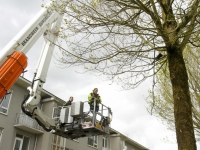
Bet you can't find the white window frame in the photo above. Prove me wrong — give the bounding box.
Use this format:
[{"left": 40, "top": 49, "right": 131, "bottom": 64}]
[
  {"left": 0, "top": 128, "right": 3, "bottom": 146},
  {"left": 102, "top": 136, "right": 108, "bottom": 148},
  {"left": 52, "top": 135, "right": 71, "bottom": 150},
  {"left": 13, "top": 134, "right": 30, "bottom": 150},
  {"left": 88, "top": 135, "right": 98, "bottom": 148},
  {"left": 0, "top": 89, "right": 13, "bottom": 115},
  {"left": 13, "top": 137, "right": 23, "bottom": 150}
]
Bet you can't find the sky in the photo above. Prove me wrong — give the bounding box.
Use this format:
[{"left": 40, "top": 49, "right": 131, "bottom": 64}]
[{"left": 0, "top": 0, "right": 187, "bottom": 149}]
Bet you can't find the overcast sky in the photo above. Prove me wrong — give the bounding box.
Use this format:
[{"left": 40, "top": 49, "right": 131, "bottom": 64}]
[{"left": 0, "top": 0, "right": 194, "bottom": 149}]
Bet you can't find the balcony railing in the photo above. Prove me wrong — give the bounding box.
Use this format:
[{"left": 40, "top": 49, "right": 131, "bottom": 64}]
[{"left": 14, "top": 113, "right": 44, "bottom": 133}]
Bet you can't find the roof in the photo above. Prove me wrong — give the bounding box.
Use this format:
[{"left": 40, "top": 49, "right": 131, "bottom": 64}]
[{"left": 109, "top": 127, "right": 149, "bottom": 150}]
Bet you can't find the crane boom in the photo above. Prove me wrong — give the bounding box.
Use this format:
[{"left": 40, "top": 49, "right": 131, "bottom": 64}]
[
  {"left": 0, "top": 2, "right": 60, "bottom": 64},
  {"left": 0, "top": 0, "right": 112, "bottom": 139}
]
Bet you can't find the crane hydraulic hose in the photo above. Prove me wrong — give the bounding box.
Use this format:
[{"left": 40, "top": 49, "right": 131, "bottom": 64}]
[{"left": 21, "top": 93, "right": 51, "bottom": 132}]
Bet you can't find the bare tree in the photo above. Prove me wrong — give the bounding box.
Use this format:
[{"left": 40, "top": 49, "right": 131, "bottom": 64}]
[{"left": 49, "top": 0, "right": 200, "bottom": 149}]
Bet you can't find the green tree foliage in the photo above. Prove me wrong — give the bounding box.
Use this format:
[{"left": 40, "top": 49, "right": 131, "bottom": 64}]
[{"left": 49, "top": 0, "right": 200, "bottom": 149}]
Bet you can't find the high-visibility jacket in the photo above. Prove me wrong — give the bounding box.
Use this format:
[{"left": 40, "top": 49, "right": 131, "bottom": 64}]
[{"left": 88, "top": 93, "right": 102, "bottom": 106}]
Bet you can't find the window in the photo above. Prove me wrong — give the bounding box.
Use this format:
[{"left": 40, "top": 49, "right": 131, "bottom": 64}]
[
  {"left": 0, "top": 90, "right": 12, "bottom": 114},
  {"left": 102, "top": 136, "right": 107, "bottom": 148},
  {"left": 88, "top": 135, "right": 98, "bottom": 148},
  {"left": 121, "top": 141, "right": 127, "bottom": 150},
  {"left": 52, "top": 135, "right": 72, "bottom": 150},
  {"left": 13, "top": 134, "right": 30, "bottom": 150},
  {"left": 0, "top": 128, "right": 3, "bottom": 145}
]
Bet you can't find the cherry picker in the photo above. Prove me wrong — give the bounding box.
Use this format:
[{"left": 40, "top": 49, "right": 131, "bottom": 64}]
[{"left": 0, "top": 0, "right": 112, "bottom": 139}]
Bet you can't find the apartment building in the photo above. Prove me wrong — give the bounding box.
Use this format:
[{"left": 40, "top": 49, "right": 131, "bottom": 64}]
[{"left": 0, "top": 77, "right": 149, "bottom": 150}]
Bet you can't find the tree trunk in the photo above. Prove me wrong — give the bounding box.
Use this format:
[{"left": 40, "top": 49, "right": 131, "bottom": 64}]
[{"left": 167, "top": 46, "right": 196, "bottom": 150}]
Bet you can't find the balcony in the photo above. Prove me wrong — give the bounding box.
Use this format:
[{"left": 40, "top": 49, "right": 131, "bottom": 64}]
[{"left": 14, "top": 113, "right": 44, "bottom": 134}]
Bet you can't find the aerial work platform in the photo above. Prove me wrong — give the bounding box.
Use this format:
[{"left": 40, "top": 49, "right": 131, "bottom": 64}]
[{"left": 52, "top": 101, "right": 112, "bottom": 139}]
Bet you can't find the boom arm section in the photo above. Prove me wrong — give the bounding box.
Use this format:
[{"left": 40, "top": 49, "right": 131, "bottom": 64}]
[
  {"left": 0, "top": 2, "right": 61, "bottom": 64},
  {"left": 0, "top": 0, "right": 64, "bottom": 98},
  {"left": 0, "top": 0, "right": 64, "bottom": 130},
  {"left": 23, "top": 15, "right": 63, "bottom": 131}
]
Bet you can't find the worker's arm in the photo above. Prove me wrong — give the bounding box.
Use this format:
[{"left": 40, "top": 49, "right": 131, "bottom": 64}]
[
  {"left": 88, "top": 94, "right": 102, "bottom": 104},
  {"left": 88, "top": 94, "right": 93, "bottom": 104},
  {"left": 99, "top": 96, "right": 102, "bottom": 104},
  {"left": 64, "top": 101, "right": 71, "bottom": 106}
]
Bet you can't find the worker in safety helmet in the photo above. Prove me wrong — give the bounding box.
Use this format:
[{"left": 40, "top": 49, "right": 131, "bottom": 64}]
[
  {"left": 88, "top": 88, "right": 102, "bottom": 112},
  {"left": 64, "top": 96, "right": 73, "bottom": 106}
]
